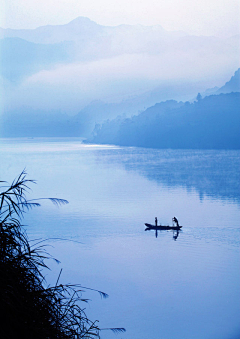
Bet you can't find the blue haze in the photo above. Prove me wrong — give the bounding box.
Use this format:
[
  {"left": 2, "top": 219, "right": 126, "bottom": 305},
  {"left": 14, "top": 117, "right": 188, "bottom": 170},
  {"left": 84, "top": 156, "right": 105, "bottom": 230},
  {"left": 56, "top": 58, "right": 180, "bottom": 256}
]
[
  {"left": 1, "top": 17, "right": 239, "bottom": 136},
  {"left": 0, "top": 138, "right": 239, "bottom": 339},
  {"left": 0, "top": 16, "right": 240, "bottom": 336},
  {"left": 0, "top": 37, "right": 73, "bottom": 82}
]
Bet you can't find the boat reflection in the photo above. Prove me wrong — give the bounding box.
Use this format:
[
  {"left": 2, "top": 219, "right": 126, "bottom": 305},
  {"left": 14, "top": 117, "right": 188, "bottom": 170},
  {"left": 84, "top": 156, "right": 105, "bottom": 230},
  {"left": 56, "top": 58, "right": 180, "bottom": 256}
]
[
  {"left": 145, "top": 226, "right": 181, "bottom": 240},
  {"left": 173, "top": 230, "right": 180, "bottom": 241}
]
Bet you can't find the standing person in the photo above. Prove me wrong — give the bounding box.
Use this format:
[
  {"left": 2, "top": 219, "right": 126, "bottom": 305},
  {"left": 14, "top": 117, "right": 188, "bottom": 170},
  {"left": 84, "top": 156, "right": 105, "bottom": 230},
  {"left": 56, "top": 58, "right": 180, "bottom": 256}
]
[
  {"left": 155, "top": 217, "right": 158, "bottom": 226},
  {"left": 172, "top": 217, "right": 179, "bottom": 227}
]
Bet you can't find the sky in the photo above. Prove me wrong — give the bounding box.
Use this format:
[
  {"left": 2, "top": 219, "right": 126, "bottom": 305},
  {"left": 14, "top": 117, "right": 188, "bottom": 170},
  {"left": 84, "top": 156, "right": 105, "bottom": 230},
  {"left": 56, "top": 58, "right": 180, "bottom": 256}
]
[{"left": 1, "top": 0, "right": 240, "bottom": 37}]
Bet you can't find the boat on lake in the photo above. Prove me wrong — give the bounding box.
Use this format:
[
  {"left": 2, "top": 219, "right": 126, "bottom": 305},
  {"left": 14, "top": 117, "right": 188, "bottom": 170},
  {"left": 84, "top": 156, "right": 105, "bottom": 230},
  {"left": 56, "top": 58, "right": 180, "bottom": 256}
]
[
  {"left": 145, "top": 223, "right": 182, "bottom": 231},
  {"left": 145, "top": 217, "right": 182, "bottom": 231}
]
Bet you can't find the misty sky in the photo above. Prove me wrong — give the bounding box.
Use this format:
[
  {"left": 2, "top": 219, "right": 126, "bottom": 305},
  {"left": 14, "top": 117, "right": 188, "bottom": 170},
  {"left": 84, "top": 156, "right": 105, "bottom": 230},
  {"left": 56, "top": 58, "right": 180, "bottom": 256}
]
[
  {"left": 1, "top": 0, "right": 239, "bottom": 37},
  {"left": 1, "top": 0, "right": 239, "bottom": 116}
]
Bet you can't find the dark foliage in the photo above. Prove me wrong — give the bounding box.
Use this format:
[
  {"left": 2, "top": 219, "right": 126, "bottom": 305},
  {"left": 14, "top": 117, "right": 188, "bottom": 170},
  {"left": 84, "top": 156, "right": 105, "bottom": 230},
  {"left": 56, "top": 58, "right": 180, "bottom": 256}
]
[
  {"left": 87, "top": 92, "right": 240, "bottom": 149},
  {"left": 0, "top": 171, "right": 125, "bottom": 338}
]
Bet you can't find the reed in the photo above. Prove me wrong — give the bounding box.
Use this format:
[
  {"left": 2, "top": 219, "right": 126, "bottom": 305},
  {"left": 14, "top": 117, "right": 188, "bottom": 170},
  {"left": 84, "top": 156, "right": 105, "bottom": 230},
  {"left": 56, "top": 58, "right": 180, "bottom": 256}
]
[{"left": 0, "top": 171, "right": 125, "bottom": 338}]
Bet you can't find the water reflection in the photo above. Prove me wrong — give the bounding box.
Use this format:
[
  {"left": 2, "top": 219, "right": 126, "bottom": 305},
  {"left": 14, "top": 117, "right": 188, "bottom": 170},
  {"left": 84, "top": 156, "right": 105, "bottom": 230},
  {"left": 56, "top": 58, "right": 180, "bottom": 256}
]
[
  {"left": 145, "top": 227, "right": 181, "bottom": 240},
  {"left": 0, "top": 139, "right": 239, "bottom": 339},
  {"left": 173, "top": 230, "right": 180, "bottom": 241},
  {"left": 94, "top": 148, "right": 240, "bottom": 204}
]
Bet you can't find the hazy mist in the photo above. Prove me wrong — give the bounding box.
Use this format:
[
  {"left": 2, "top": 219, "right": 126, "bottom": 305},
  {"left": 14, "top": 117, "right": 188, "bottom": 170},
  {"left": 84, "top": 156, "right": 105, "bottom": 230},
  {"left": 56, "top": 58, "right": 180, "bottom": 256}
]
[
  {"left": 0, "top": 17, "right": 239, "bottom": 143},
  {"left": 1, "top": 18, "right": 239, "bottom": 114}
]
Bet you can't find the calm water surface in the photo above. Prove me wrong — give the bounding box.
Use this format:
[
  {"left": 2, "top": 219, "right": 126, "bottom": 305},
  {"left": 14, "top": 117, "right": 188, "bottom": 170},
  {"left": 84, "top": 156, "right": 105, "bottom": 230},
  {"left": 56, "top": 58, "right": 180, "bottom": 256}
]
[{"left": 0, "top": 138, "right": 240, "bottom": 339}]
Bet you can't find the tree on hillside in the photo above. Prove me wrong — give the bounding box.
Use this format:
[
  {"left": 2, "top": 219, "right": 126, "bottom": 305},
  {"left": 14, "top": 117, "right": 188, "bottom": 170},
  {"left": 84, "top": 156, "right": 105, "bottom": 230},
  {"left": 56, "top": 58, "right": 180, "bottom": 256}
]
[{"left": 196, "top": 93, "right": 202, "bottom": 101}]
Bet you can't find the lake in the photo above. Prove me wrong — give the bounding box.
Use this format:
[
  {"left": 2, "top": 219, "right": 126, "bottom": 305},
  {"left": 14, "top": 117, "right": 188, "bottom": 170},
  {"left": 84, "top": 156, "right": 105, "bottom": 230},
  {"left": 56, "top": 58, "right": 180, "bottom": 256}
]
[{"left": 0, "top": 137, "right": 240, "bottom": 339}]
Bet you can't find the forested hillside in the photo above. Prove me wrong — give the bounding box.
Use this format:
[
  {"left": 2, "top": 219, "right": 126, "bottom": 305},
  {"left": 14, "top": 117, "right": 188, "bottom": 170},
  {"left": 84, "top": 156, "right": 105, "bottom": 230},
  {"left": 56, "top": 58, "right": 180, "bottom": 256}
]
[{"left": 87, "top": 92, "right": 240, "bottom": 149}]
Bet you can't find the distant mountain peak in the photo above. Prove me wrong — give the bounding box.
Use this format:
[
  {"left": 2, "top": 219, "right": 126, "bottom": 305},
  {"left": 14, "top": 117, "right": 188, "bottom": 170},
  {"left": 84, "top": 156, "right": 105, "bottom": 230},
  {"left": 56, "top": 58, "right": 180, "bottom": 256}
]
[
  {"left": 67, "top": 16, "right": 99, "bottom": 27},
  {"left": 202, "top": 68, "right": 240, "bottom": 97},
  {"left": 216, "top": 68, "right": 240, "bottom": 94}
]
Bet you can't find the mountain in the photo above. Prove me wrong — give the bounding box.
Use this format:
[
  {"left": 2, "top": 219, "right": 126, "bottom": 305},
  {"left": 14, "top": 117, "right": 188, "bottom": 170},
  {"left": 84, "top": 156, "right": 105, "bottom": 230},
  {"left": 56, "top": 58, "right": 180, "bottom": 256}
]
[
  {"left": 72, "top": 68, "right": 240, "bottom": 136},
  {"left": 1, "top": 17, "right": 239, "bottom": 85},
  {"left": 0, "top": 17, "right": 103, "bottom": 44},
  {"left": 201, "top": 68, "right": 240, "bottom": 97},
  {"left": 86, "top": 92, "right": 240, "bottom": 149},
  {"left": 216, "top": 68, "right": 240, "bottom": 94},
  {"left": 0, "top": 16, "right": 186, "bottom": 45},
  {"left": 0, "top": 17, "right": 189, "bottom": 64},
  {"left": 0, "top": 37, "right": 72, "bottom": 82},
  {"left": 2, "top": 68, "right": 240, "bottom": 139},
  {"left": 1, "top": 17, "right": 239, "bottom": 137},
  {"left": 73, "top": 81, "right": 207, "bottom": 136}
]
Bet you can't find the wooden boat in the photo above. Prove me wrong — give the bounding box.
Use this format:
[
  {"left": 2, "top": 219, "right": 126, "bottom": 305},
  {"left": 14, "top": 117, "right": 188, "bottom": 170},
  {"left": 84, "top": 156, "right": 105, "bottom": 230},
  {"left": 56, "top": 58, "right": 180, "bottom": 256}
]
[{"left": 145, "top": 223, "right": 182, "bottom": 231}]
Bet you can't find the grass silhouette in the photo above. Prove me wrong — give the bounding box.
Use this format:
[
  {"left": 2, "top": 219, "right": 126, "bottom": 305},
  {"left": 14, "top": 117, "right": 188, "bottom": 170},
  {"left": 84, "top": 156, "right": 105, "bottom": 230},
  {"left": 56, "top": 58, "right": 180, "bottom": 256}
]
[{"left": 0, "top": 171, "right": 125, "bottom": 338}]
